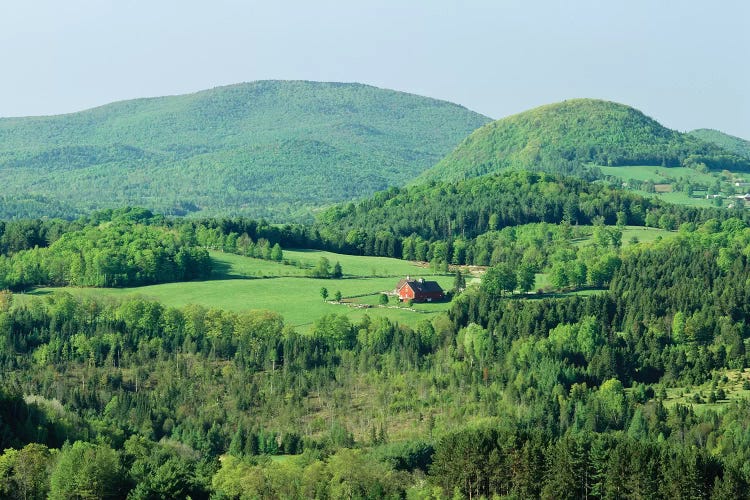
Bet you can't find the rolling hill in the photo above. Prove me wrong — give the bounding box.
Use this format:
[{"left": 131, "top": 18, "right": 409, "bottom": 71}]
[
  {"left": 420, "top": 98, "right": 750, "bottom": 183},
  {"left": 315, "top": 170, "right": 721, "bottom": 249},
  {"left": 689, "top": 129, "right": 750, "bottom": 160},
  {"left": 0, "top": 80, "right": 490, "bottom": 220}
]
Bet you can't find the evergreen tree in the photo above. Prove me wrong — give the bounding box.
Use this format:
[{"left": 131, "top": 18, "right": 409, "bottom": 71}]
[{"left": 332, "top": 261, "right": 343, "bottom": 278}]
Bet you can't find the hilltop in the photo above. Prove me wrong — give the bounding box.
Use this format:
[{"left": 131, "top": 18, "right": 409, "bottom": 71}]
[
  {"left": 689, "top": 129, "right": 750, "bottom": 160},
  {"left": 0, "top": 80, "right": 490, "bottom": 219},
  {"left": 420, "top": 98, "right": 750, "bottom": 183}
]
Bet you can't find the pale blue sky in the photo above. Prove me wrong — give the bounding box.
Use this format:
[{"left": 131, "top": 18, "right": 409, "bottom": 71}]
[{"left": 1, "top": 0, "right": 748, "bottom": 138}]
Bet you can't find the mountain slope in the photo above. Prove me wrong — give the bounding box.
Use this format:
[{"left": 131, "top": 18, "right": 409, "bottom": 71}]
[
  {"left": 420, "top": 99, "right": 750, "bottom": 183},
  {"left": 315, "top": 170, "right": 721, "bottom": 250},
  {"left": 0, "top": 80, "right": 490, "bottom": 219},
  {"left": 689, "top": 129, "right": 750, "bottom": 160}
]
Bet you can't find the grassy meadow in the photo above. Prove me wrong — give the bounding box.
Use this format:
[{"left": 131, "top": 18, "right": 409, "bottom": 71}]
[
  {"left": 597, "top": 164, "right": 749, "bottom": 208},
  {"left": 643, "top": 190, "right": 715, "bottom": 208},
  {"left": 620, "top": 225, "right": 676, "bottom": 245},
  {"left": 26, "top": 250, "right": 456, "bottom": 330},
  {"left": 598, "top": 165, "right": 718, "bottom": 184},
  {"left": 21, "top": 226, "right": 679, "bottom": 330}
]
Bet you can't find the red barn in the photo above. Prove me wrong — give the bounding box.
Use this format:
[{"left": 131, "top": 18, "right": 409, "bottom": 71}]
[{"left": 396, "top": 277, "right": 444, "bottom": 302}]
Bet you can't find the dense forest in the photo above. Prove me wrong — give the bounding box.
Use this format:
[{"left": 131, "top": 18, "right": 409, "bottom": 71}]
[
  {"left": 0, "top": 81, "right": 489, "bottom": 220},
  {"left": 2, "top": 215, "right": 750, "bottom": 497},
  {"left": 4, "top": 86, "right": 749, "bottom": 225},
  {"left": 0, "top": 207, "right": 308, "bottom": 291},
  {"left": 2, "top": 167, "right": 750, "bottom": 497},
  {"left": 0, "top": 208, "right": 211, "bottom": 290},
  {"left": 421, "top": 99, "right": 750, "bottom": 183},
  {"left": 312, "top": 171, "right": 748, "bottom": 276}
]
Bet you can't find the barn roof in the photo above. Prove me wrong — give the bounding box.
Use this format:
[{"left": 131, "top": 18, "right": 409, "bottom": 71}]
[{"left": 398, "top": 278, "right": 443, "bottom": 295}]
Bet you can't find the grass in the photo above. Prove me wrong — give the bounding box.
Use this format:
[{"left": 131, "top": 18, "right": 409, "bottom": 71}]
[
  {"left": 27, "top": 226, "right": 681, "bottom": 332},
  {"left": 282, "top": 249, "right": 433, "bottom": 278},
  {"left": 210, "top": 250, "right": 437, "bottom": 280},
  {"left": 650, "top": 191, "right": 715, "bottom": 208},
  {"left": 598, "top": 165, "right": 718, "bottom": 184},
  {"left": 210, "top": 252, "right": 308, "bottom": 278},
  {"left": 26, "top": 250, "right": 455, "bottom": 331},
  {"left": 662, "top": 368, "right": 750, "bottom": 415},
  {"left": 620, "top": 226, "right": 676, "bottom": 245},
  {"left": 597, "top": 165, "right": 732, "bottom": 208}
]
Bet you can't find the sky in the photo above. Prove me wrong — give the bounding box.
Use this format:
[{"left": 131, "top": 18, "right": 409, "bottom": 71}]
[{"left": 0, "top": 0, "right": 748, "bottom": 138}]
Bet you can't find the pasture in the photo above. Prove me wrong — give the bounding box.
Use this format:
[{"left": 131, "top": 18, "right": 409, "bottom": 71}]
[
  {"left": 598, "top": 165, "right": 717, "bottom": 184},
  {"left": 597, "top": 165, "right": 746, "bottom": 207},
  {"left": 23, "top": 225, "right": 675, "bottom": 330},
  {"left": 210, "top": 249, "right": 438, "bottom": 279},
  {"left": 620, "top": 226, "right": 675, "bottom": 245},
  {"left": 28, "top": 250, "right": 456, "bottom": 330}
]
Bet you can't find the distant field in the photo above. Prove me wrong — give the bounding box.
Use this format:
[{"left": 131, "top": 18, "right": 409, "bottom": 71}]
[
  {"left": 282, "top": 249, "right": 432, "bottom": 278},
  {"left": 23, "top": 229, "right": 678, "bottom": 330},
  {"left": 649, "top": 191, "right": 715, "bottom": 208},
  {"left": 621, "top": 226, "right": 676, "bottom": 245},
  {"left": 27, "top": 250, "right": 455, "bottom": 330},
  {"left": 212, "top": 250, "right": 435, "bottom": 279},
  {"left": 598, "top": 165, "right": 729, "bottom": 208},
  {"left": 598, "top": 165, "right": 718, "bottom": 184},
  {"left": 571, "top": 225, "right": 675, "bottom": 247}
]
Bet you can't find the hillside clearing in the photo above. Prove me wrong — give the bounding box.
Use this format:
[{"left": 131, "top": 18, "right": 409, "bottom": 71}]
[{"left": 26, "top": 250, "right": 456, "bottom": 330}]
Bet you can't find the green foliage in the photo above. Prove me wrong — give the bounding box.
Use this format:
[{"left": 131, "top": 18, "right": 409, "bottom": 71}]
[
  {"left": 0, "top": 444, "right": 55, "bottom": 500},
  {"left": 0, "top": 218, "right": 211, "bottom": 290},
  {"left": 49, "top": 441, "right": 124, "bottom": 500},
  {"left": 311, "top": 256, "right": 332, "bottom": 278},
  {"left": 0, "top": 81, "right": 489, "bottom": 220},
  {"left": 689, "top": 129, "right": 750, "bottom": 160},
  {"left": 3, "top": 183, "right": 750, "bottom": 498},
  {"left": 270, "top": 243, "right": 283, "bottom": 262},
  {"left": 332, "top": 260, "right": 343, "bottom": 278},
  {"left": 422, "top": 98, "right": 750, "bottom": 183},
  {"left": 481, "top": 263, "right": 516, "bottom": 297},
  {"left": 516, "top": 262, "right": 536, "bottom": 293},
  {"left": 0, "top": 212, "right": 749, "bottom": 497},
  {"left": 452, "top": 269, "right": 466, "bottom": 292},
  {"left": 315, "top": 170, "right": 737, "bottom": 268}
]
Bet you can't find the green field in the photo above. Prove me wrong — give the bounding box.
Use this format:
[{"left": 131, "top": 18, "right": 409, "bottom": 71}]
[
  {"left": 282, "top": 249, "right": 435, "bottom": 278},
  {"left": 598, "top": 165, "right": 718, "bottom": 184},
  {"left": 27, "top": 250, "right": 455, "bottom": 330},
  {"left": 24, "top": 228, "right": 672, "bottom": 330},
  {"left": 211, "top": 250, "right": 439, "bottom": 280},
  {"left": 644, "top": 190, "right": 714, "bottom": 208},
  {"left": 620, "top": 226, "right": 676, "bottom": 245},
  {"left": 597, "top": 165, "right": 737, "bottom": 208},
  {"left": 570, "top": 225, "right": 675, "bottom": 248}
]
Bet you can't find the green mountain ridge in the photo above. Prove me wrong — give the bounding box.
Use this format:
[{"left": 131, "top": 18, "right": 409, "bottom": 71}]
[
  {"left": 0, "top": 80, "right": 491, "bottom": 219},
  {"left": 420, "top": 98, "right": 750, "bottom": 183},
  {"left": 688, "top": 128, "right": 750, "bottom": 160}
]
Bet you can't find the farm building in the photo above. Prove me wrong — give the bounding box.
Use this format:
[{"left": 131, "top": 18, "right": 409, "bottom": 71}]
[{"left": 395, "top": 276, "right": 445, "bottom": 302}]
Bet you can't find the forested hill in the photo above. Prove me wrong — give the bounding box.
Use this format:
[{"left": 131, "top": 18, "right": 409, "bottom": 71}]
[
  {"left": 0, "top": 80, "right": 490, "bottom": 220},
  {"left": 317, "top": 170, "right": 738, "bottom": 245},
  {"left": 420, "top": 98, "right": 750, "bottom": 183},
  {"left": 689, "top": 128, "right": 750, "bottom": 160}
]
